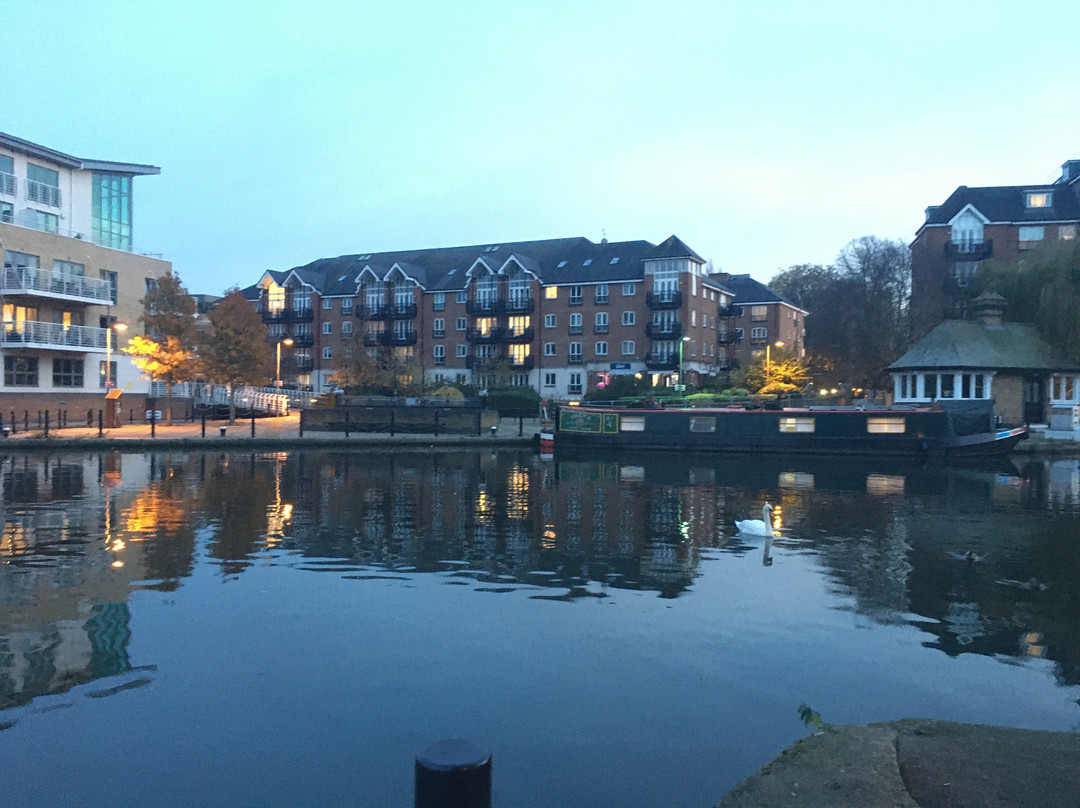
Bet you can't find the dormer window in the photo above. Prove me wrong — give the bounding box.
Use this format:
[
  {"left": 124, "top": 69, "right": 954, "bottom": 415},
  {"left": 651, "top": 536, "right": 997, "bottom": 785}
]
[{"left": 1026, "top": 192, "right": 1052, "bottom": 209}]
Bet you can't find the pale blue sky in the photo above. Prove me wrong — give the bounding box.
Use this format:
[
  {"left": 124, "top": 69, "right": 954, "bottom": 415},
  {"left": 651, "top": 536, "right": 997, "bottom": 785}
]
[{"left": 3, "top": 0, "right": 1078, "bottom": 294}]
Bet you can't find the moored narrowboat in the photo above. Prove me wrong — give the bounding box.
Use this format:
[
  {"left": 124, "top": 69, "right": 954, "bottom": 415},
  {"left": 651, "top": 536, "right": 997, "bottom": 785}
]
[{"left": 554, "top": 400, "right": 1027, "bottom": 458}]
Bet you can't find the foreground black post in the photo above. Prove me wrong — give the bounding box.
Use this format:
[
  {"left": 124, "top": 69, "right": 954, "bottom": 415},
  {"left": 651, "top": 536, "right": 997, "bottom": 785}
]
[
  {"left": 299, "top": 410, "right": 304, "bottom": 438},
  {"left": 44, "top": 410, "right": 49, "bottom": 437},
  {"left": 201, "top": 410, "right": 206, "bottom": 437},
  {"left": 150, "top": 408, "right": 156, "bottom": 438},
  {"left": 98, "top": 410, "right": 104, "bottom": 437},
  {"left": 251, "top": 413, "right": 256, "bottom": 437},
  {"left": 414, "top": 739, "right": 491, "bottom": 808},
  {"left": 390, "top": 410, "right": 395, "bottom": 437},
  {"left": 518, "top": 414, "right": 523, "bottom": 436},
  {"left": 344, "top": 410, "right": 350, "bottom": 438}
]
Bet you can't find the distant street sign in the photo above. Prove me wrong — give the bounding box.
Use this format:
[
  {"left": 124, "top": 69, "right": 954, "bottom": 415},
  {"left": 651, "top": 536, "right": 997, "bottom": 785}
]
[
  {"left": 674, "top": 384, "right": 686, "bottom": 392},
  {"left": 610, "top": 362, "right": 631, "bottom": 370}
]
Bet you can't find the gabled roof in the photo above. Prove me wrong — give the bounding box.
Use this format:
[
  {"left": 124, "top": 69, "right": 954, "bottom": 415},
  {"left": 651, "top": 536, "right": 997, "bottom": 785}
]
[
  {"left": 889, "top": 320, "right": 1079, "bottom": 372},
  {"left": 649, "top": 235, "right": 704, "bottom": 262},
  {"left": 714, "top": 274, "right": 805, "bottom": 311},
  {"left": 922, "top": 183, "right": 1080, "bottom": 229}
]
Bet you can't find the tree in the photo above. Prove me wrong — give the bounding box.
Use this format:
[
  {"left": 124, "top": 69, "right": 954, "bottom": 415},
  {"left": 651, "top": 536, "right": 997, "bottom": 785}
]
[
  {"left": 143, "top": 270, "right": 198, "bottom": 345},
  {"left": 971, "top": 239, "right": 1080, "bottom": 360},
  {"left": 123, "top": 335, "right": 200, "bottom": 425},
  {"left": 769, "top": 237, "right": 912, "bottom": 390},
  {"left": 734, "top": 350, "right": 811, "bottom": 395},
  {"left": 200, "top": 290, "right": 272, "bottom": 422}
]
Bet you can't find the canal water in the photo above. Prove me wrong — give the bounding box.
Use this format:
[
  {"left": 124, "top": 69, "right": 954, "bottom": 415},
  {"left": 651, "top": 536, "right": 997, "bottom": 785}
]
[{"left": 2, "top": 448, "right": 1078, "bottom": 807}]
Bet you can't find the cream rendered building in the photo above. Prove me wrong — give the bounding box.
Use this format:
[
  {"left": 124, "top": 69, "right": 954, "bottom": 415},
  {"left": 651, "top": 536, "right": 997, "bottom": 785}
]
[{"left": 1, "top": 132, "right": 170, "bottom": 418}]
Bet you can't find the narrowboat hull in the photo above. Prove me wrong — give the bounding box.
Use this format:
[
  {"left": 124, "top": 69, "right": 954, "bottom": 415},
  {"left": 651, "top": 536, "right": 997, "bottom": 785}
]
[{"left": 554, "top": 401, "right": 1027, "bottom": 458}]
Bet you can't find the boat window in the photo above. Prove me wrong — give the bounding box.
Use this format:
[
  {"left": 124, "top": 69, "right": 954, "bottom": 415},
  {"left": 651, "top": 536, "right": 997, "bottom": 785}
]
[
  {"left": 620, "top": 416, "right": 646, "bottom": 432},
  {"left": 867, "top": 417, "right": 906, "bottom": 434},
  {"left": 779, "top": 417, "right": 815, "bottom": 433},
  {"left": 689, "top": 416, "right": 715, "bottom": 433}
]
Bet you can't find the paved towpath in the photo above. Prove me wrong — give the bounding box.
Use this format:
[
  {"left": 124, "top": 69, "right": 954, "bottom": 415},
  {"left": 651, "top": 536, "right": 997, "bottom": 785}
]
[{"left": 0, "top": 412, "right": 542, "bottom": 450}]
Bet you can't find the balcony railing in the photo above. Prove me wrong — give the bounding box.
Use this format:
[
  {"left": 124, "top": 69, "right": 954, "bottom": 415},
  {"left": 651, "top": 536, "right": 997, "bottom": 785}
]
[
  {"left": 2, "top": 321, "right": 107, "bottom": 351},
  {"left": 511, "top": 356, "right": 535, "bottom": 371},
  {"left": 261, "top": 307, "right": 314, "bottom": 324},
  {"left": 715, "top": 357, "right": 740, "bottom": 371},
  {"left": 646, "top": 290, "right": 681, "bottom": 309},
  {"left": 943, "top": 239, "right": 993, "bottom": 261},
  {"left": 568, "top": 324, "right": 583, "bottom": 335},
  {"left": 295, "top": 357, "right": 314, "bottom": 370},
  {"left": 645, "top": 351, "right": 678, "bottom": 370},
  {"left": 466, "top": 298, "right": 501, "bottom": 315},
  {"left": 505, "top": 327, "right": 534, "bottom": 343},
  {"left": 645, "top": 321, "right": 682, "bottom": 339},
  {"left": 504, "top": 297, "right": 535, "bottom": 314},
  {"left": 467, "top": 327, "right": 505, "bottom": 343},
  {"left": 26, "top": 179, "right": 61, "bottom": 207},
  {"left": 568, "top": 354, "right": 583, "bottom": 364},
  {"left": 718, "top": 304, "right": 744, "bottom": 318},
  {"left": 2, "top": 267, "right": 114, "bottom": 305},
  {"left": 717, "top": 331, "right": 742, "bottom": 345},
  {"left": 364, "top": 302, "right": 417, "bottom": 320},
  {"left": 466, "top": 354, "right": 505, "bottom": 369},
  {"left": 380, "top": 330, "right": 418, "bottom": 346},
  {"left": 292, "top": 333, "right": 315, "bottom": 347},
  {"left": 593, "top": 324, "right": 609, "bottom": 335},
  {"left": 363, "top": 331, "right": 385, "bottom": 346}
]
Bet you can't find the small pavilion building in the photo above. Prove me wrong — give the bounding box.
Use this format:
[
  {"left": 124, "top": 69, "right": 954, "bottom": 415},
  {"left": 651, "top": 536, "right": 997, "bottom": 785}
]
[{"left": 888, "top": 293, "right": 1080, "bottom": 426}]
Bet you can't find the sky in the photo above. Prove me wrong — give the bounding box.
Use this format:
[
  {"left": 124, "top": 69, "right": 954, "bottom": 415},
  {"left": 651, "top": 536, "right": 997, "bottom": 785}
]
[{"left": 2, "top": 0, "right": 1079, "bottom": 295}]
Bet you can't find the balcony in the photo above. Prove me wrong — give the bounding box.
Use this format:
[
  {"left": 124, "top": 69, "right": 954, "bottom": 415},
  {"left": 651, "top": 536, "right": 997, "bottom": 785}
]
[
  {"left": 717, "top": 331, "right": 742, "bottom": 345},
  {"left": 505, "top": 327, "right": 534, "bottom": 343},
  {"left": 943, "top": 239, "right": 992, "bottom": 261},
  {"left": 389, "top": 302, "right": 417, "bottom": 319},
  {"left": 380, "top": 330, "right": 418, "bottom": 346},
  {"left": 646, "top": 290, "right": 681, "bottom": 309},
  {"left": 568, "top": 354, "right": 583, "bottom": 364},
  {"left": 568, "top": 324, "right": 583, "bottom": 335},
  {"left": 593, "top": 324, "right": 609, "bottom": 335},
  {"left": 1, "top": 267, "right": 115, "bottom": 305},
  {"left": 504, "top": 297, "right": 535, "bottom": 314},
  {"left": 645, "top": 351, "right": 678, "bottom": 370},
  {"left": 467, "top": 326, "right": 505, "bottom": 343},
  {"left": 718, "top": 304, "right": 744, "bottom": 318},
  {"left": 466, "top": 298, "right": 501, "bottom": 315},
  {"left": 1, "top": 321, "right": 107, "bottom": 352},
  {"left": 716, "top": 357, "right": 740, "bottom": 371},
  {"left": 295, "top": 357, "right": 314, "bottom": 370},
  {"left": 292, "top": 333, "right": 315, "bottom": 347},
  {"left": 363, "top": 331, "right": 384, "bottom": 346},
  {"left": 645, "top": 321, "right": 682, "bottom": 339},
  {"left": 466, "top": 354, "right": 505, "bottom": 369},
  {"left": 261, "top": 307, "right": 314, "bottom": 324},
  {"left": 26, "top": 179, "right": 62, "bottom": 207},
  {"left": 511, "top": 356, "right": 535, "bottom": 372}
]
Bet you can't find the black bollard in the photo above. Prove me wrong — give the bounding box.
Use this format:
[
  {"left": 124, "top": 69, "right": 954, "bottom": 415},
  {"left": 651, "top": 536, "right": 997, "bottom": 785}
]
[
  {"left": 518, "top": 414, "right": 523, "bottom": 436},
  {"left": 390, "top": 410, "right": 395, "bottom": 437},
  {"left": 414, "top": 739, "right": 491, "bottom": 808},
  {"left": 434, "top": 411, "right": 440, "bottom": 436},
  {"left": 251, "top": 412, "right": 255, "bottom": 437},
  {"left": 44, "top": 410, "right": 49, "bottom": 437},
  {"left": 201, "top": 411, "right": 206, "bottom": 438},
  {"left": 344, "top": 409, "right": 350, "bottom": 437},
  {"left": 87, "top": 409, "right": 93, "bottom": 428},
  {"left": 98, "top": 410, "right": 104, "bottom": 437},
  {"left": 299, "top": 410, "right": 304, "bottom": 438},
  {"left": 24, "top": 411, "right": 28, "bottom": 431},
  {"left": 150, "top": 408, "right": 156, "bottom": 438}
]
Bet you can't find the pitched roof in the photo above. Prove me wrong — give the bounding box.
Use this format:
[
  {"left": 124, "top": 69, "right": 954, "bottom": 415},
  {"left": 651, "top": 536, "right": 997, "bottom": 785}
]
[
  {"left": 713, "top": 274, "right": 805, "bottom": 310},
  {"left": 888, "top": 320, "right": 1079, "bottom": 372},
  {"left": 267, "top": 236, "right": 693, "bottom": 294},
  {"left": 923, "top": 183, "right": 1080, "bottom": 227},
  {"left": 650, "top": 235, "right": 704, "bottom": 262}
]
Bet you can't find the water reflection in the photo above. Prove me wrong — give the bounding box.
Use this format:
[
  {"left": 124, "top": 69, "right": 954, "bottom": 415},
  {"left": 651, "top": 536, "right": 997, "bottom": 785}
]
[{"left": 3, "top": 448, "right": 1080, "bottom": 715}]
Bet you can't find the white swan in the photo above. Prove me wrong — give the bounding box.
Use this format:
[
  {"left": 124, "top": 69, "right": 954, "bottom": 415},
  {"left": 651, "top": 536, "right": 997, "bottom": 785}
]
[{"left": 736, "top": 503, "right": 774, "bottom": 537}]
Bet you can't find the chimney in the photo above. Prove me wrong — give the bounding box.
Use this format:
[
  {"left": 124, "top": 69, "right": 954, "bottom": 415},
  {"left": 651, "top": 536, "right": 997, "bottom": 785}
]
[{"left": 972, "top": 291, "right": 1006, "bottom": 328}]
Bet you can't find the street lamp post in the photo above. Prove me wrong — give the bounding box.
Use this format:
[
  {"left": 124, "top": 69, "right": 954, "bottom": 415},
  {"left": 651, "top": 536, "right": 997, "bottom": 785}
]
[
  {"left": 105, "top": 322, "right": 128, "bottom": 389},
  {"left": 276, "top": 337, "right": 294, "bottom": 387},
  {"left": 764, "top": 340, "right": 785, "bottom": 389},
  {"left": 676, "top": 335, "right": 691, "bottom": 391}
]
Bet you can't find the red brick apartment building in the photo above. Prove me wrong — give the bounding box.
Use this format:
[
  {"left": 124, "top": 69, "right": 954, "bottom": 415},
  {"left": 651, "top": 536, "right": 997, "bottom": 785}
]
[
  {"left": 911, "top": 159, "right": 1080, "bottom": 338},
  {"left": 243, "top": 235, "right": 781, "bottom": 400}
]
